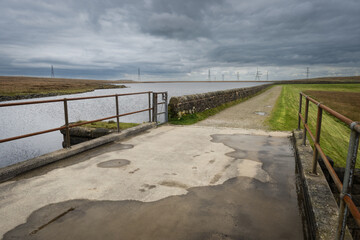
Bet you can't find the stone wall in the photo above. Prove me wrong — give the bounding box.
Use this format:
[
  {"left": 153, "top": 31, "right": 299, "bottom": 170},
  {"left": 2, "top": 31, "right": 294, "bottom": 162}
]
[{"left": 168, "top": 84, "right": 271, "bottom": 119}]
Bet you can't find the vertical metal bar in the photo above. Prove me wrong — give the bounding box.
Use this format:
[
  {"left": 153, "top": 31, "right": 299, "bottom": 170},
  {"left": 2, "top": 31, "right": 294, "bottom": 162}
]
[
  {"left": 312, "top": 105, "right": 323, "bottom": 174},
  {"left": 302, "top": 98, "right": 309, "bottom": 145},
  {"left": 63, "top": 99, "right": 71, "bottom": 148},
  {"left": 297, "top": 93, "right": 303, "bottom": 130},
  {"left": 164, "top": 92, "right": 168, "bottom": 123},
  {"left": 336, "top": 126, "right": 360, "bottom": 239},
  {"left": 152, "top": 93, "right": 158, "bottom": 123},
  {"left": 115, "top": 95, "right": 120, "bottom": 133},
  {"left": 148, "top": 92, "right": 151, "bottom": 122}
]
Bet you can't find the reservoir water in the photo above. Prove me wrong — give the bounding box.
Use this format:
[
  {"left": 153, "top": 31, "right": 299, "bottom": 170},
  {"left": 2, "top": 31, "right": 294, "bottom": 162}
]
[{"left": 0, "top": 82, "right": 267, "bottom": 167}]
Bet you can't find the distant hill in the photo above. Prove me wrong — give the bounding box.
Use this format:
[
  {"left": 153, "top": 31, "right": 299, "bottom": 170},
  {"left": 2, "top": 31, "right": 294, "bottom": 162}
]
[{"left": 0, "top": 76, "right": 130, "bottom": 101}]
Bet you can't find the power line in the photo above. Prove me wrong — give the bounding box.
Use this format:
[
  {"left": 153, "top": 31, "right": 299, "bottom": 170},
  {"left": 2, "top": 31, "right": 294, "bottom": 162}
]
[
  {"left": 255, "top": 67, "right": 262, "bottom": 81},
  {"left": 306, "top": 67, "right": 310, "bottom": 79},
  {"left": 50, "top": 65, "right": 55, "bottom": 78}
]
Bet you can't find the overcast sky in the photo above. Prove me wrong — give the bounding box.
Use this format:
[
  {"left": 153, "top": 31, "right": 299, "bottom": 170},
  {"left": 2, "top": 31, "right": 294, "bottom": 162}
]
[{"left": 0, "top": 0, "right": 359, "bottom": 81}]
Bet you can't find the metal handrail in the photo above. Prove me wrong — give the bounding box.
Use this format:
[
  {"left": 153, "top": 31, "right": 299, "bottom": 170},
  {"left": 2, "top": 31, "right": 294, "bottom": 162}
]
[
  {"left": 0, "top": 91, "right": 152, "bottom": 107},
  {"left": 0, "top": 91, "right": 170, "bottom": 147},
  {"left": 298, "top": 92, "right": 360, "bottom": 239}
]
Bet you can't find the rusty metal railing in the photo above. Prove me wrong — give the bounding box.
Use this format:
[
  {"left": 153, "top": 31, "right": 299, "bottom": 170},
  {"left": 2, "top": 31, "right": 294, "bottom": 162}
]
[
  {"left": 297, "top": 92, "right": 360, "bottom": 239},
  {"left": 152, "top": 92, "right": 168, "bottom": 123},
  {"left": 0, "top": 91, "right": 168, "bottom": 149}
]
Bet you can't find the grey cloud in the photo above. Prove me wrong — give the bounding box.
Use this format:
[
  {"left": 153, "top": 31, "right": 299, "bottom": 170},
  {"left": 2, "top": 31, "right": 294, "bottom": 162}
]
[
  {"left": 207, "top": 0, "right": 360, "bottom": 66},
  {"left": 210, "top": 41, "right": 360, "bottom": 66},
  {"left": 134, "top": 0, "right": 225, "bottom": 40},
  {"left": 0, "top": 0, "right": 359, "bottom": 80},
  {"left": 140, "top": 13, "right": 210, "bottom": 40}
]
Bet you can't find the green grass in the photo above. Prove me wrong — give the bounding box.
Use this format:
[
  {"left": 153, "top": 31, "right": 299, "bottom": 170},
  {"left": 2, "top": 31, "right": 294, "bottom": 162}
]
[
  {"left": 76, "top": 120, "right": 139, "bottom": 130},
  {"left": 169, "top": 87, "right": 271, "bottom": 125},
  {"left": 267, "top": 83, "right": 360, "bottom": 168}
]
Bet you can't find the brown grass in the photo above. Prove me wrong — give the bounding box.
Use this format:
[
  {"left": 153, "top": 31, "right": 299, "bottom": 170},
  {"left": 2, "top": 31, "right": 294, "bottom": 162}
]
[
  {"left": 281, "top": 76, "right": 360, "bottom": 84},
  {"left": 0, "top": 76, "right": 133, "bottom": 96},
  {"left": 304, "top": 90, "right": 360, "bottom": 121}
]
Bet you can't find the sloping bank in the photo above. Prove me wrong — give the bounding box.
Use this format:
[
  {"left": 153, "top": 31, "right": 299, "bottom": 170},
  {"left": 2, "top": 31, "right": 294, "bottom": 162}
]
[{"left": 168, "top": 84, "right": 272, "bottom": 123}]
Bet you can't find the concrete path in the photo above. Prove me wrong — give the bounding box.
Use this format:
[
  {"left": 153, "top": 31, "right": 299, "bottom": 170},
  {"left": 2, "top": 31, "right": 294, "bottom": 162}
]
[
  {"left": 0, "top": 125, "right": 303, "bottom": 240},
  {"left": 196, "top": 86, "right": 282, "bottom": 130}
]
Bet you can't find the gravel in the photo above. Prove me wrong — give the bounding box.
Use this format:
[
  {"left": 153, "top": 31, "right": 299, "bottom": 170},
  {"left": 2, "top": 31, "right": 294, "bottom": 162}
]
[{"left": 195, "top": 86, "right": 282, "bottom": 130}]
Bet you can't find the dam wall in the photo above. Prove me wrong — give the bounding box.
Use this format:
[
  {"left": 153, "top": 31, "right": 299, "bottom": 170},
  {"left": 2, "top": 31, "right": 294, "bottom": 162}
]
[{"left": 168, "top": 84, "right": 271, "bottom": 119}]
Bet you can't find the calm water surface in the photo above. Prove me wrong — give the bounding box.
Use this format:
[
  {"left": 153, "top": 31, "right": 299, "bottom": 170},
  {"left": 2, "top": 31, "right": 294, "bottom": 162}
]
[{"left": 0, "top": 82, "right": 267, "bottom": 167}]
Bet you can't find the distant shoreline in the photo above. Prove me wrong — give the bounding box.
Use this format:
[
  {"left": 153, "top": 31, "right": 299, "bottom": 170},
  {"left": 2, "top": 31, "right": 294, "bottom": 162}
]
[
  {"left": 132, "top": 80, "right": 273, "bottom": 83},
  {"left": 0, "top": 85, "right": 126, "bottom": 102},
  {"left": 1, "top": 75, "right": 359, "bottom": 102}
]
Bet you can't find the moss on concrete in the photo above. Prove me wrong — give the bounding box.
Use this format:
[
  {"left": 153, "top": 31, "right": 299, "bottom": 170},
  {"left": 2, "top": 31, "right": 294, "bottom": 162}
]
[{"left": 76, "top": 120, "right": 139, "bottom": 130}]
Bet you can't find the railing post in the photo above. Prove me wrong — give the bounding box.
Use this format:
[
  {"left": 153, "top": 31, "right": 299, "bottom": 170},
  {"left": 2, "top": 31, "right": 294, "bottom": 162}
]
[
  {"left": 297, "top": 93, "right": 302, "bottom": 130},
  {"left": 115, "top": 95, "right": 120, "bottom": 133},
  {"left": 164, "top": 92, "right": 168, "bottom": 123},
  {"left": 152, "top": 93, "right": 158, "bottom": 123},
  {"left": 312, "top": 105, "right": 323, "bottom": 174},
  {"left": 302, "top": 98, "right": 309, "bottom": 145},
  {"left": 63, "top": 98, "right": 71, "bottom": 148},
  {"left": 336, "top": 123, "right": 360, "bottom": 240},
  {"left": 148, "top": 92, "right": 152, "bottom": 122}
]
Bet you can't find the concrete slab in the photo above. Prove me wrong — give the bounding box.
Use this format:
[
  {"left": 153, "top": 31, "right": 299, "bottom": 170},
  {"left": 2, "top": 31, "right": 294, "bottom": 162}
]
[
  {"left": 0, "top": 126, "right": 304, "bottom": 239},
  {"left": 0, "top": 122, "right": 156, "bottom": 182}
]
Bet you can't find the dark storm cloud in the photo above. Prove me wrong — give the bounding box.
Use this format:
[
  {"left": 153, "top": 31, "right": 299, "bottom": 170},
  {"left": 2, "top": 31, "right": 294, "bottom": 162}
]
[
  {"left": 207, "top": 0, "right": 360, "bottom": 66},
  {"left": 0, "top": 0, "right": 359, "bottom": 80},
  {"left": 137, "top": 0, "right": 224, "bottom": 40}
]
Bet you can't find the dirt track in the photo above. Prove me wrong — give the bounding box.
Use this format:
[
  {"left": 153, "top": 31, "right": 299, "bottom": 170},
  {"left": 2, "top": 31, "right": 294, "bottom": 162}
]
[{"left": 196, "top": 86, "right": 282, "bottom": 130}]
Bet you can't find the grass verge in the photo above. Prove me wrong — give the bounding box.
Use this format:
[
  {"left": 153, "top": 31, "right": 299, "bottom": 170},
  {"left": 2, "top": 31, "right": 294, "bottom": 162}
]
[
  {"left": 169, "top": 87, "right": 271, "bottom": 125},
  {"left": 267, "top": 83, "right": 360, "bottom": 168},
  {"left": 76, "top": 120, "right": 139, "bottom": 130}
]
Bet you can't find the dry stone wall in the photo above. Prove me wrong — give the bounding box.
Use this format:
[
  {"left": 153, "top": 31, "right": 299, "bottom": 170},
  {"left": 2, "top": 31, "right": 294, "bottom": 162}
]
[{"left": 168, "top": 84, "right": 271, "bottom": 119}]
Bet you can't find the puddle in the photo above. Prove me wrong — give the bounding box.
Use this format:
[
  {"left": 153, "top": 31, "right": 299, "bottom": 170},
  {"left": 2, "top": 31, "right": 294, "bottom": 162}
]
[
  {"left": 4, "top": 134, "right": 304, "bottom": 240},
  {"left": 254, "top": 111, "right": 267, "bottom": 116},
  {"left": 5, "top": 176, "right": 304, "bottom": 240},
  {"left": 97, "top": 159, "right": 130, "bottom": 168}
]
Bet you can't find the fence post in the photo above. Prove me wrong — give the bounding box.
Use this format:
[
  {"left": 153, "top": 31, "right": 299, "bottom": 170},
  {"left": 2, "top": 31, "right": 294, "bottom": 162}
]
[
  {"left": 297, "top": 93, "right": 302, "bottom": 130},
  {"left": 312, "top": 105, "right": 323, "bottom": 174},
  {"left": 164, "top": 92, "right": 168, "bottom": 123},
  {"left": 63, "top": 98, "right": 71, "bottom": 148},
  {"left": 336, "top": 123, "right": 360, "bottom": 240},
  {"left": 302, "top": 98, "right": 309, "bottom": 145},
  {"left": 152, "top": 93, "right": 158, "bottom": 123},
  {"left": 148, "top": 92, "right": 152, "bottom": 122},
  {"left": 115, "top": 95, "right": 120, "bottom": 133}
]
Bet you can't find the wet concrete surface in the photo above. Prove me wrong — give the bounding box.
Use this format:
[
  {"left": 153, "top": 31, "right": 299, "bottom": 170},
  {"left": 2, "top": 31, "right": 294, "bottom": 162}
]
[
  {"left": 97, "top": 159, "right": 131, "bottom": 168},
  {"left": 1, "top": 126, "right": 303, "bottom": 239}
]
